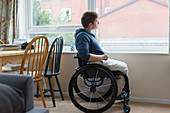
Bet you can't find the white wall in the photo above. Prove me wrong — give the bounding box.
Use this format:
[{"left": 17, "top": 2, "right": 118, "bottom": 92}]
[{"left": 58, "top": 53, "right": 170, "bottom": 104}]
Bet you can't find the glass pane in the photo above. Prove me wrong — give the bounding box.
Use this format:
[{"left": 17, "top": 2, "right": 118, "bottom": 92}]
[
  {"left": 32, "top": 0, "right": 87, "bottom": 26},
  {"left": 30, "top": 33, "right": 75, "bottom": 51},
  {"left": 96, "top": 0, "right": 169, "bottom": 53}
]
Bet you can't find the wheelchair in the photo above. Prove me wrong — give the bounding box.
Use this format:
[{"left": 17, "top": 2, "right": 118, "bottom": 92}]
[{"left": 69, "top": 56, "right": 131, "bottom": 113}]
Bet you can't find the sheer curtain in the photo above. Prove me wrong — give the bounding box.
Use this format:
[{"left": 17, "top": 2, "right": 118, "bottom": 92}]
[{"left": 0, "top": 0, "right": 19, "bottom": 44}]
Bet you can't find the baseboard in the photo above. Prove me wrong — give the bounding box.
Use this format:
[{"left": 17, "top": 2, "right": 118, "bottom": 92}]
[
  {"left": 62, "top": 92, "right": 69, "bottom": 96},
  {"left": 131, "top": 97, "right": 170, "bottom": 105},
  {"left": 53, "top": 92, "right": 69, "bottom": 97},
  {"left": 54, "top": 92, "right": 170, "bottom": 105}
]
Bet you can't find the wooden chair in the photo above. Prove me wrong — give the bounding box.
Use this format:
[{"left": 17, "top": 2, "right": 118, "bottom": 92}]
[
  {"left": 0, "top": 40, "right": 5, "bottom": 44},
  {"left": 43, "top": 36, "right": 64, "bottom": 107},
  {"left": 20, "top": 36, "right": 49, "bottom": 108}
]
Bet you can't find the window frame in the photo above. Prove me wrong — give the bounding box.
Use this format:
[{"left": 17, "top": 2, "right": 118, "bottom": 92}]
[
  {"left": 22, "top": 0, "right": 169, "bottom": 54},
  {"left": 23, "top": 0, "right": 96, "bottom": 38}
]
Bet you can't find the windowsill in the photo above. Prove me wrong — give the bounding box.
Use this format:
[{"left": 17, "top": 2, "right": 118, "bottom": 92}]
[
  {"left": 62, "top": 38, "right": 169, "bottom": 54},
  {"left": 62, "top": 51, "right": 77, "bottom": 54},
  {"left": 62, "top": 50, "right": 169, "bottom": 54},
  {"left": 62, "top": 46, "right": 169, "bottom": 54},
  {"left": 100, "top": 38, "right": 169, "bottom": 54},
  {"left": 105, "top": 51, "right": 169, "bottom": 54}
]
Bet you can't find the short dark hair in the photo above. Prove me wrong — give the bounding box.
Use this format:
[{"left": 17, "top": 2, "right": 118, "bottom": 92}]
[{"left": 81, "top": 11, "right": 98, "bottom": 28}]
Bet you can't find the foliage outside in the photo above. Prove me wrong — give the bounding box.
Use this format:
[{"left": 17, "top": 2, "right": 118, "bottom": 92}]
[{"left": 32, "top": 0, "right": 75, "bottom": 46}]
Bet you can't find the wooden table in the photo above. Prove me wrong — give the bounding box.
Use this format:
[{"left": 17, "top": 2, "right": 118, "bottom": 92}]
[
  {"left": 0, "top": 50, "right": 25, "bottom": 73},
  {"left": 0, "top": 50, "right": 57, "bottom": 98}
]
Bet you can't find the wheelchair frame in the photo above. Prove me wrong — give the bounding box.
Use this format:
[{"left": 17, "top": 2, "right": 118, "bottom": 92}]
[{"left": 68, "top": 57, "right": 131, "bottom": 113}]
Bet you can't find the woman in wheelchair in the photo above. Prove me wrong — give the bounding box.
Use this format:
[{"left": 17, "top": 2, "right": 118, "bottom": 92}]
[{"left": 69, "top": 11, "right": 130, "bottom": 113}]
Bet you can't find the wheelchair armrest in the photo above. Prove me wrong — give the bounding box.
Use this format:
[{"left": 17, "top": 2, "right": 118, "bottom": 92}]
[{"left": 74, "top": 56, "right": 79, "bottom": 59}]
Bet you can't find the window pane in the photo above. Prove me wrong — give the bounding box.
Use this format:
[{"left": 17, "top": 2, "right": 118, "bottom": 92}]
[
  {"left": 32, "top": 0, "right": 87, "bottom": 26},
  {"left": 30, "top": 33, "right": 75, "bottom": 51},
  {"left": 96, "top": 0, "right": 169, "bottom": 53}
]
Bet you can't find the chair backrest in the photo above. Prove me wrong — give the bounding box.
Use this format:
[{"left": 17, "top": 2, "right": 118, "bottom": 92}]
[
  {"left": 20, "top": 36, "right": 49, "bottom": 81},
  {"left": 0, "top": 40, "right": 5, "bottom": 44},
  {"left": 44, "top": 36, "right": 63, "bottom": 75}
]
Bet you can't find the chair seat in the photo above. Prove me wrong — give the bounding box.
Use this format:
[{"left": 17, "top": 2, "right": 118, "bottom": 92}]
[{"left": 43, "top": 71, "right": 60, "bottom": 77}]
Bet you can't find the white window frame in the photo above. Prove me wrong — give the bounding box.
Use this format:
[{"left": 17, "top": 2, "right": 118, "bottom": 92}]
[
  {"left": 40, "top": 0, "right": 49, "bottom": 1},
  {"left": 21, "top": 0, "right": 169, "bottom": 54},
  {"left": 96, "top": 0, "right": 169, "bottom": 54},
  {"left": 19, "top": 0, "right": 95, "bottom": 52},
  {"left": 22, "top": 0, "right": 93, "bottom": 38}
]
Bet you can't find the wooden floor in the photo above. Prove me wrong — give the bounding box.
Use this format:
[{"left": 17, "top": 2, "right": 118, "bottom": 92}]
[{"left": 34, "top": 97, "right": 170, "bottom": 113}]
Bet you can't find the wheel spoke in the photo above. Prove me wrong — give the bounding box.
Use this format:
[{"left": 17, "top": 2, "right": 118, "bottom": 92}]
[
  {"left": 93, "top": 92, "right": 99, "bottom": 110},
  {"left": 94, "top": 70, "right": 99, "bottom": 86},
  {"left": 88, "top": 92, "right": 93, "bottom": 108},
  {"left": 74, "top": 83, "right": 90, "bottom": 89},
  {"left": 75, "top": 89, "right": 90, "bottom": 95},
  {"left": 96, "top": 75, "right": 107, "bottom": 86},
  {"left": 97, "top": 84, "right": 112, "bottom": 88},
  {"left": 96, "top": 90, "right": 112, "bottom": 95},
  {"left": 79, "top": 92, "right": 90, "bottom": 103},
  {"left": 95, "top": 91, "right": 108, "bottom": 104}
]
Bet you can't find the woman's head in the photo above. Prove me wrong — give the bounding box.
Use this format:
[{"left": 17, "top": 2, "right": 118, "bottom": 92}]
[{"left": 81, "top": 11, "right": 99, "bottom": 29}]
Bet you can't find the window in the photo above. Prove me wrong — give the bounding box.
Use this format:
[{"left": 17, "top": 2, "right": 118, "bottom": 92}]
[
  {"left": 22, "top": 0, "right": 169, "bottom": 53},
  {"left": 96, "top": 0, "right": 169, "bottom": 53},
  {"left": 105, "top": 7, "right": 110, "bottom": 13},
  {"left": 61, "top": 8, "right": 71, "bottom": 21},
  {"left": 30, "top": 33, "right": 74, "bottom": 49},
  {"left": 23, "top": 0, "right": 88, "bottom": 51},
  {"left": 40, "top": 0, "right": 49, "bottom": 2}
]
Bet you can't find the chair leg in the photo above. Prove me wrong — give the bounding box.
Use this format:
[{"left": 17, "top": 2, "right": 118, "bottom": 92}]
[
  {"left": 55, "top": 76, "right": 64, "bottom": 100},
  {"left": 48, "top": 77, "right": 56, "bottom": 107},
  {"left": 37, "top": 81, "right": 46, "bottom": 108},
  {"left": 36, "top": 83, "right": 39, "bottom": 98}
]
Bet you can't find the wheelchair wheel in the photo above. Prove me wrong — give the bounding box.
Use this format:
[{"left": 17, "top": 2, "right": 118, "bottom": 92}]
[
  {"left": 69, "top": 64, "right": 118, "bottom": 113},
  {"left": 73, "top": 67, "right": 113, "bottom": 102}
]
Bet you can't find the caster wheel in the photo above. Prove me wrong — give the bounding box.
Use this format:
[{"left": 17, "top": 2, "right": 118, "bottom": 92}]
[{"left": 123, "top": 105, "right": 130, "bottom": 113}]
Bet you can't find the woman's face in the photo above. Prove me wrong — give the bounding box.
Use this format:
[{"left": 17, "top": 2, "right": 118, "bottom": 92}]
[{"left": 91, "top": 18, "right": 99, "bottom": 30}]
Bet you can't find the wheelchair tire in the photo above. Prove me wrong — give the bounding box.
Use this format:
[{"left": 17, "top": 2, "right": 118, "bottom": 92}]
[
  {"left": 69, "top": 64, "right": 118, "bottom": 113},
  {"left": 73, "top": 65, "right": 113, "bottom": 102},
  {"left": 72, "top": 64, "right": 115, "bottom": 102}
]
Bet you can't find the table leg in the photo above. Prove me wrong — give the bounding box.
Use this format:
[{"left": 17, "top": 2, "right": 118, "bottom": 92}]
[{"left": 0, "top": 58, "right": 2, "bottom": 73}]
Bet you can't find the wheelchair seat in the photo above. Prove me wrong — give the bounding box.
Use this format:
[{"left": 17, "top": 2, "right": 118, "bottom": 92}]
[{"left": 68, "top": 56, "right": 131, "bottom": 113}]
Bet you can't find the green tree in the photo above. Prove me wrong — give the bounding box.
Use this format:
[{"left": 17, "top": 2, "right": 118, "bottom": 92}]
[
  {"left": 32, "top": 0, "right": 74, "bottom": 46},
  {"left": 33, "top": 0, "right": 50, "bottom": 26}
]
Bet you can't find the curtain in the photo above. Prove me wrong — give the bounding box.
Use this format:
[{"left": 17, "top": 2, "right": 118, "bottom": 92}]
[{"left": 0, "top": 0, "right": 19, "bottom": 44}]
